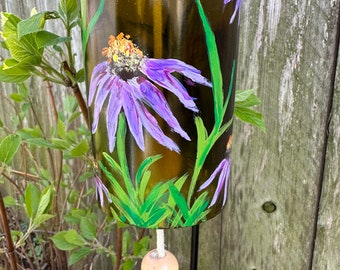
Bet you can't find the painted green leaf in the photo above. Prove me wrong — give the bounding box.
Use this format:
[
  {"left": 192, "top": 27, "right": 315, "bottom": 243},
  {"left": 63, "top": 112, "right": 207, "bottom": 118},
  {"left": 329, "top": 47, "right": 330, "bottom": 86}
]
[
  {"left": 140, "top": 181, "right": 172, "bottom": 214},
  {"left": 69, "top": 247, "right": 92, "bottom": 265},
  {"left": 144, "top": 208, "right": 170, "bottom": 228},
  {"left": 81, "top": 0, "right": 105, "bottom": 55},
  {"left": 0, "top": 134, "right": 21, "bottom": 164},
  {"left": 24, "top": 183, "right": 41, "bottom": 218},
  {"left": 185, "top": 192, "right": 210, "bottom": 226},
  {"left": 169, "top": 185, "right": 189, "bottom": 220}
]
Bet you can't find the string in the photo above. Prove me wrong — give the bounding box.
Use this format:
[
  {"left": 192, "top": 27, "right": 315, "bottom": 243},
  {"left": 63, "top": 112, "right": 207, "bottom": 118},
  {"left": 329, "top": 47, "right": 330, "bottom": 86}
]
[{"left": 156, "top": 229, "right": 165, "bottom": 258}]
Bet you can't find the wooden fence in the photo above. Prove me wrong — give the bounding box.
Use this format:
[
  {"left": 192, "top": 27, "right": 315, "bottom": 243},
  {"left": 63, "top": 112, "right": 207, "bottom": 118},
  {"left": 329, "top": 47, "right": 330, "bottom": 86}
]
[{"left": 0, "top": 0, "right": 339, "bottom": 269}]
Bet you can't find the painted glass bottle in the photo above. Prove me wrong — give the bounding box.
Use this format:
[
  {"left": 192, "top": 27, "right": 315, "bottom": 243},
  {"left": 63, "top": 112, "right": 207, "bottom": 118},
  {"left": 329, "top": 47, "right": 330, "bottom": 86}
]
[{"left": 84, "top": 0, "right": 240, "bottom": 228}]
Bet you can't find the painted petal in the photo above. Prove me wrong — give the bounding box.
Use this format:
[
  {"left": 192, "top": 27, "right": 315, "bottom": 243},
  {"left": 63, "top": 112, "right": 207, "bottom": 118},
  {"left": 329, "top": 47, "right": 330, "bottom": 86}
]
[
  {"left": 210, "top": 159, "right": 230, "bottom": 206},
  {"left": 143, "top": 68, "right": 198, "bottom": 112},
  {"left": 92, "top": 74, "right": 116, "bottom": 133},
  {"left": 95, "top": 175, "right": 112, "bottom": 207},
  {"left": 223, "top": 163, "right": 230, "bottom": 206},
  {"left": 198, "top": 159, "right": 226, "bottom": 191},
  {"left": 106, "top": 79, "right": 123, "bottom": 152},
  {"left": 135, "top": 78, "right": 190, "bottom": 141},
  {"left": 88, "top": 62, "right": 108, "bottom": 105},
  {"left": 122, "top": 82, "right": 145, "bottom": 151},
  {"left": 145, "top": 58, "right": 212, "bottom": 87},
  {"left": 224, "top": 0, "right": 242, "bottom": 24},
  {"left": 134, "top": 99, "right": 180, "bottom": 152}
]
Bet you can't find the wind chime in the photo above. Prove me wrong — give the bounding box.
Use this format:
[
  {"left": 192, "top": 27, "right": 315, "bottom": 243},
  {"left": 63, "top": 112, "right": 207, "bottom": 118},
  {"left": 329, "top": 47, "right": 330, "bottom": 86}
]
[{"left": 83, "top": 0, "right": 240, "bottom": 268}]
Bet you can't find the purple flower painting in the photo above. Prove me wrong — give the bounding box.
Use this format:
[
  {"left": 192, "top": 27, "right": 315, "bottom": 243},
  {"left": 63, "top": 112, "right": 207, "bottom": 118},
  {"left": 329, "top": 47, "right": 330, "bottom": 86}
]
[
  {"left": 89, "top": 33, "right": 211, "bottom": 153},
  {"left": 94, "top": 175, "right": 112, "bottom": 207},
  {"left": 198, "top": 136, "right": 232, "bottom": 207},
  {"left": 198, "top": 157, "right": 230, "bottom": 207},
  {"left": 224, "top": 0, "right": 242, "bottom": 24}
]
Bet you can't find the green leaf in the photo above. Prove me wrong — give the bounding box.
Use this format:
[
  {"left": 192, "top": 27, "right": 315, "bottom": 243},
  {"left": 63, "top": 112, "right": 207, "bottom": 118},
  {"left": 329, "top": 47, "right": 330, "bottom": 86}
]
[
  {"left": 80, "top": 217, "right": 96, "bottom": 241},
  {"left": 0, "top": 134, "right": 21, "bottom": 164},
  {"left": 25, "top": 138, "right": 55, "bottom": 148},
  {"left": 3, "top": 196, "right": 17, "bottom": 207},
  {"left": 17, "top": 12, "right": 47, "bottom": 38},
  {"left": 58, "top": 0, "right": 79, "bottom": 26},
  {"left": 121, "top": 259, "right": 135, "bottom": 270},
  {"left": 1, "top": 12, "right": 21, "bottom": 38},
  {"left": 81, "top": 0, "right": 105, "bottom": 55},
  {"left": 33, "top": 213, "right": 54, "bottom": 227},
  {"left": 51, "top": 138, "right": 70, "bottom": 149},
  {"left": 75, "top": 68, "right": 85, "bottom": 83},
  {"left": 36, "top": 185, "right": 53, "bottom": 217},
  {"left": 235, "top": 89, "right": 261, "bottom": 107},
  {"left": 51, "top": 231, "right": 79, "bottom": 251},
  {"left": 234, "top": 106, "right": 266, "bottom": 132},
  {"left": 64, "top": 209, "right": 86, "bottom": 224},
  {"left": 10, "top": 93, "right": 24, "bottom": 102},
  {"left": 169, "top": 185, "right": 189, "bottom": 219},
  {"left": 36, "top": 31, "right": 71, "bottom": 48},
  {"left": 70, "top": 140, "right": 89, "bottom": 157},
  {"left": 6, "top": 32, "right": 42, "bottom": 62},
  {"left": 57, "top": 118, "right": 66, "bottom": 139},
  {"left": 64, "top": 95, "right": 78, "bottom": 113},
  {"left": 122, "top": 230, "right": 131, "bottom": 255},
  {"left": 134, "top": 236, "right": 149, "bottom": 257},
  {"left": 0, "top": 63, "right": 30, "bottom": 83},
  {"left": 24, "top": 183, "right": 41, "bottom": 218},
  {"left": 65, "top": 229, "right": 86, "bottom": 246},
  {"left": 69, "top": 247, "right": 92, "bottom": 265}
]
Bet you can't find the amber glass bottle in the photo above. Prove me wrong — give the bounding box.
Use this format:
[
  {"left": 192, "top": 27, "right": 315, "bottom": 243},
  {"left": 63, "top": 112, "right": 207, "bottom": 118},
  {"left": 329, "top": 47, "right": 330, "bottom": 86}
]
[{"left": 85, "top": 0, "right": 239, "bottom": 228}]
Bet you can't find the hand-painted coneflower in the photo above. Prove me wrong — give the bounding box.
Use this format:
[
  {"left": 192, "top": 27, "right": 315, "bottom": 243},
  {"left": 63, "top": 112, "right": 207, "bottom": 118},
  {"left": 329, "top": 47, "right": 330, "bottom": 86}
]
[
  {"left": 224, "top": 0, "right": 242, "bottom": 24},
  {"left": 94, "top": 175, "right": 112, "bottom": 207},
  {"left": 88, "top": 33, "right": 211, "bottom": 153},
  {"left": 198, "top": 136, "right": 232, "bottom": 207}
]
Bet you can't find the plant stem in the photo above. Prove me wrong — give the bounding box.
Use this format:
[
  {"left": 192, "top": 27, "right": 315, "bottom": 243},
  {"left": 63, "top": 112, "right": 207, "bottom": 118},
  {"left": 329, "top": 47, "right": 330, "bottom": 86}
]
[
  {"left": 0, "top": 190, "right": 18, "bottom": 270},
  {"left": 62, "top": 61, "right": 90, "bottom": 129},
  {"left": 114, "top": 228, "right": 123, "bottom": 270}
]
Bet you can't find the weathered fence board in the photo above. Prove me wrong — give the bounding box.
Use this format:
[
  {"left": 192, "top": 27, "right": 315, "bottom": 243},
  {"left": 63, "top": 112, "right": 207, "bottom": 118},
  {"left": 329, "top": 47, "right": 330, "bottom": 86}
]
[
  {"left": 168, "top": 1, "right": 340, "bottom": 269},
  {"left": 312, "top": 34, "right": 340, "bottom": 269}
]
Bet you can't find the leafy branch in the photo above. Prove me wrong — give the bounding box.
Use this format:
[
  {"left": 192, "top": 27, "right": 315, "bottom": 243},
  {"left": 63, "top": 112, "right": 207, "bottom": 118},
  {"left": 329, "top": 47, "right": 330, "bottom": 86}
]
[{"left": 0, "top": 0, "right": 89, "bottom": 128}]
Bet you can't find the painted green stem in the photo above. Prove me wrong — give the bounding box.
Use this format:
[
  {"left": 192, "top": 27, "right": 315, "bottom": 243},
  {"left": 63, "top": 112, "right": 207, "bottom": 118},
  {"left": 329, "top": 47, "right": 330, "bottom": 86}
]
[{"left": 187, "top": 0, "right": 235, "bottom": 204}]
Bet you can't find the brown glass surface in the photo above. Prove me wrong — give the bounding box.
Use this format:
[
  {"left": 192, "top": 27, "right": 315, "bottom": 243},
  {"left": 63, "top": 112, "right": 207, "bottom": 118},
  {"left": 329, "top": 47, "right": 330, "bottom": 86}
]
[{"left": 86, "top": 0, "right": 239, "bottom": 227}]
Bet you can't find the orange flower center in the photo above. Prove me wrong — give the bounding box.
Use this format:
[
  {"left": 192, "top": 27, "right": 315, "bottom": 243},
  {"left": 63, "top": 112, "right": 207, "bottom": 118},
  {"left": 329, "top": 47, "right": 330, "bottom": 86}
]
[{"left": 102, "top": 33, "right": 144, "bottom": 79}]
